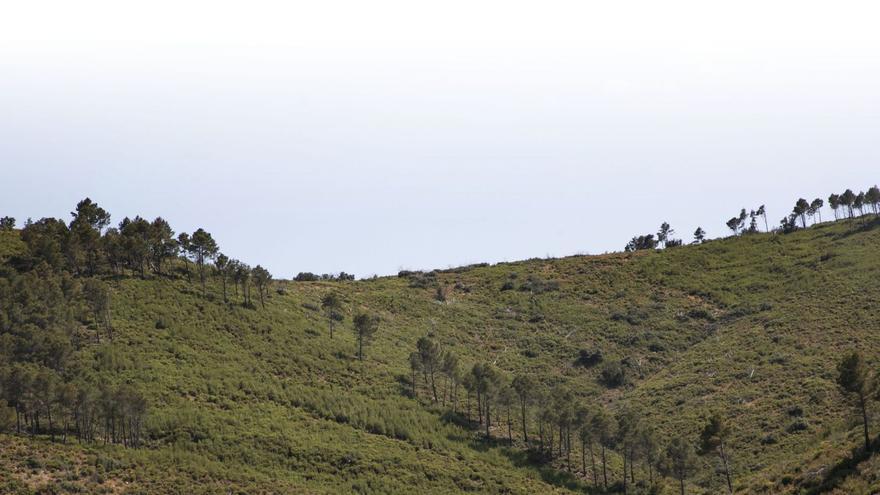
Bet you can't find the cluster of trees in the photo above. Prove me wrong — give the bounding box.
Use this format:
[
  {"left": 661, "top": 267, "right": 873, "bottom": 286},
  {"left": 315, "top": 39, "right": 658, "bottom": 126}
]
[
  {"left": 624, "top": 222, "right": 682, "bottom": 252},
  {"left": 0, "top": 262, "right": 146, "bottom": 446},
  {"left": 317, "top": 292, "right": 381, "bottom": 360},
  {"left": 726, "top": 206, "right": 768, "bottom": 235},
  {"left": 828, "top": 187, "right": 880, "bottom": 220},
  {"left": 0, "top": 365, "right": 146, "bottom": 447},
  {"left": 9, "top": 198, "right": 272, "bottom": 309},
  {"left": 294, "top": 271, "right": 355, "bottom": 282},
  {"left": 406, "top": 337, "right": 736, "bottom": 494},
  {"left": 631, "top": 185, "right": 879, "bottom": 248},
  {"left": 399, "top": 343, "right": 879, "bottom": 493},
  {"left": 1, "top": 199, "right": 276, "bottom": 450},
  {"left": 0, "top": 216, "right": 14, "bottom": 231},
  {"left": 730, "top": 186, "right": 880, "bottom": 235}
]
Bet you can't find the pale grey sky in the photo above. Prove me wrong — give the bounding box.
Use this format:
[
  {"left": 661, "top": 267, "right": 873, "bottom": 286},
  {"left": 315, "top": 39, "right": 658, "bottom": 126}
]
[{"left": 2, "top": 1, "right": 879, "bottom": 277}]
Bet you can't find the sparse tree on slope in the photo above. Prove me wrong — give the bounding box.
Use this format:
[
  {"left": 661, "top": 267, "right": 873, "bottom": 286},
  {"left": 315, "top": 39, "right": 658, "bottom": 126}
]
[
  {"left": 578, "top": 408, "right": 599, "bottom": 487},
  {"left": 416, "top": 336, "right": 441, "bottom": 402},
  {"left": 177, "top": 232, "right": 192, "bottom": 281},
  {"left": 512, "top": 374, "right": 536, "bottom": 443},
  {"left": 321, "top": 292, "right": 343, "bottom": 338},
  {"left": 793, "top": 198, "right": 810, "bottom": 228},
  {"left": 810, "top": 198, "right": 824, "bottom": 224},
  {"left": 664, "top": 436, "right": 698, "bottom": 495},
  {"left": 700, "top": 413, "right": 733, "bottom": 494},
  {"left": 756, "top": 204, "right": 768, "bottom": 232},
  {"left": 440, "top": 350, "right": 460, "bottom": 409},
  {"left": 188, "top": 228, "right": 219, "bottom": 295},
  {"left": 353, "top": 312, "right": 379, "bottom": 361},
  {"left": 591, "top": 406, "right": 616, "bottom": 490},
  {"left": 829, "top": 193, "right": 841, "bottom": 220},
  {"left": 657, "top": 222, "right": 673, "bottom": 249},
  {"left": 637, "top": 424, "right": 661, "bottom": 486},
  {"left": 499, "top": 383, "right": 516, "bottom": 445},
  {"left": 616, "top": 406, "right": 642, "bottom": 493},
  {"left": 693, "top": 227, "right": 706, "bottom": 244},
  {"left": 855, "top": 191, "right": 866, "bottom": 216},
  {"left": 726, "top": 215, "right": 741, "bottom": 236},
  {"left": 746, "top": 211, "right": 758, "bottom": 234},
  {"left": 214, "top": 254, "right": 230, "bottom": 302},
  {"left": 471, "top": 363, "right": 502, "bottom": 439},
  {"left": 734, "top": 208, "right": 748, "bottom": 234},
  {"left": 840, "top": 189, "right": 856, "bottom": 218},
  {"left": 837, "top": 351, "right": 872, "bottom": 451},
  {"left": 866, "top": 185, "right": 880, "bottom": 214},
  {"left": 251, "top": 265, "right": 272, "bottom": 308}
]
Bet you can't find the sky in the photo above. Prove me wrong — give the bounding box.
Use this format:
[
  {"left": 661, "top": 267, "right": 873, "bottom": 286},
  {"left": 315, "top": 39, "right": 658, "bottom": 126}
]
[{"left": 2, "top": 1, "right": 879, "bottom": 277}]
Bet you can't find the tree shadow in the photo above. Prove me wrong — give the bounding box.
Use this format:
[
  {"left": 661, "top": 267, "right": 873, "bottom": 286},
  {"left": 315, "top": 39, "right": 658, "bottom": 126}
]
[
  {"left": 801, "top": 437, "right": 879, "bottom": 494},
  {"left": 501, "top": 447, "right": 604, "bottom": 494},
  {"left": 394, "top": 373, "right": 414, "bottom": 398},
  {"left": 831, "top": 216, "right": 880, "bottom": 240},
  {"left": 439, "top": 409, "right": 473, "bottom": 429}
]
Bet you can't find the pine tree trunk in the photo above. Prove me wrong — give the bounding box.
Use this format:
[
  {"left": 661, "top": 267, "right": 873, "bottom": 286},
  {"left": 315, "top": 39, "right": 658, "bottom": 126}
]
[
  {"left": 720, "top": 442, "right": 733, "bottom": 494},
  {"left": 47, "top": 404, "right": 54, "bottom": 442},
  {"left": 590, "top": 442, "right": 598, "bottom": 487},
  {"left": 630, "top": 446, "right": 635, "bottom": 484},
  {"left": 507, "top": 406, "right": 512, "bottom": 444},
  {"left": 581, "top": 439, "right": 586, "bottom": 477},
  {"left": 861, "top": 394, "right": 871, "bottom": 451},
  {"left": 485, "top": 402, "right": 491, "bottom": 439},
  {"left": 602, "top": 445, "right": 608, "bottom": 488},
  {"left": 566, "top": 427, "right": 571, "bottom": 472}
]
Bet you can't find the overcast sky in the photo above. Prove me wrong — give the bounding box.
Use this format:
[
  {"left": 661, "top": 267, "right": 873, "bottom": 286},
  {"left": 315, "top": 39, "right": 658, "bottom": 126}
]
[{"left": 2, "top": 1, "right": 879, "bottom": 277}]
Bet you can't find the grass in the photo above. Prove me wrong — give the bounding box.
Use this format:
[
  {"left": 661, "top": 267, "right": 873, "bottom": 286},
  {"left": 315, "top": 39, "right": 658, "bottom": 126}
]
[{"left": 2, "top": 217, "right": 880, "bottom": 493}]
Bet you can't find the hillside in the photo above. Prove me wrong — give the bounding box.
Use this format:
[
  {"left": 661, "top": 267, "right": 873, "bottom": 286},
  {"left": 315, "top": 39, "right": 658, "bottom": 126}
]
[{"left": 1, "top": 214, "right": 880, "bottom": 494}]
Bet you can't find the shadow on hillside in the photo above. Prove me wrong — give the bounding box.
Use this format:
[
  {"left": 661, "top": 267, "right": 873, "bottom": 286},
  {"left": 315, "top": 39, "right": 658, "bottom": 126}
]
[
  {"left": 801, "top": 437, "right": 880, "bottom": 494},
  {"left": 432, "top": 409, "right": 610, "bottom": 493},
  {"left": 394, "top": 374, "right": 414, "bottom": 399},
  {"left": 832, "top": 216, "right": 880, "bottom": 240},
  {"left": 501, "top": 448, "right": 601, "bottom": 494},
  {"left": 439, "top": 409, "right": 472, "bottom": 429}
]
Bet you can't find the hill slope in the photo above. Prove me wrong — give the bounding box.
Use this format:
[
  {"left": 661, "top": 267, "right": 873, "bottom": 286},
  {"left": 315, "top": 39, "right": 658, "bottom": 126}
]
[{"left": 1, "top": 218, "right": 880, "bottom": 494}]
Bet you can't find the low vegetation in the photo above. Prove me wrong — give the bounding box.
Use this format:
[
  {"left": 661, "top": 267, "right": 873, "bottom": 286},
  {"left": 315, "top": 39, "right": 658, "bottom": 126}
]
[{"left": 1, "top": 190, "right": 880, "bottom": 493}]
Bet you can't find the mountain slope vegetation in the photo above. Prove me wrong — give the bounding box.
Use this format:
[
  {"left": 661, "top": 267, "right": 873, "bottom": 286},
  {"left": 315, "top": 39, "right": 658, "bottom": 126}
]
[{"left": 1, "top": 203, "right": 879, "bottom": 494}]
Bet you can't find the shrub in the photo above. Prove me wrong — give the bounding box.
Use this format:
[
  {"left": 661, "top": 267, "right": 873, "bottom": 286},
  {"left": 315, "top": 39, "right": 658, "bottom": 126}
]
[
  {"left": 407, "top": 272, "right": 436, "bottom": 289},
  {"left": 575, "top": 349, "right": 603, "bottom": 367},
  {"left": 787, "top": 420, "right": 808, "bottom": 433},
  {"left": 517, "top": 276, "right": 559, "bottom": 294},
  {"left": 598, "top": 360, "right": 627, "bottom": 388}
]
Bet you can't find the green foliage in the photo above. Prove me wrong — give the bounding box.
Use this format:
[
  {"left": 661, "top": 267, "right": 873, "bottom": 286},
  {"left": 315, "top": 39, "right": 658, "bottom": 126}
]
[{"left": 2, "top": 198, "right": 880, "bottom": 493}]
